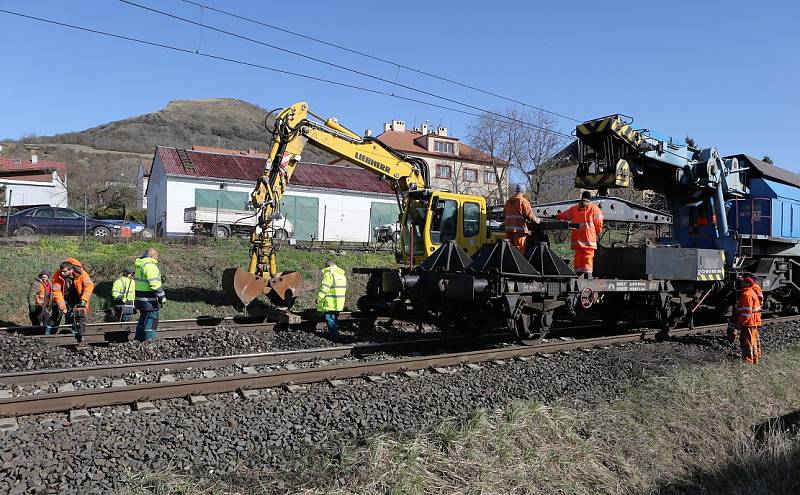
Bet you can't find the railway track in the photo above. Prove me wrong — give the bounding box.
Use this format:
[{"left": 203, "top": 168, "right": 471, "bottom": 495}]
[
  {"left": 6, "top": 316, "right": 798, "bottom": 419},
  {"left": 0, "top": 312, "right": 380, "bottom": 345}
]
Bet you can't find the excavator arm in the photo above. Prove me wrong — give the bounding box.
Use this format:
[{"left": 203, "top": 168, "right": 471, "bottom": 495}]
[{"left": 223, "top": 102, "right": 431, "bottom": 309}]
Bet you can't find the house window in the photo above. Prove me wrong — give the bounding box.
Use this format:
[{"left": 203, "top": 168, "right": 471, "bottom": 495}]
[
  {"left": 485, "top": 171, "right": 497, "bottom": 184},
  {"left": 463, "top": 169, "right": 478, "bottom": 182},
  {"left": 436, "top": 164, "right": 452, "bottom": 179},
  {"left": 434, "top": 140, "right": 455, "bottom": 154}
]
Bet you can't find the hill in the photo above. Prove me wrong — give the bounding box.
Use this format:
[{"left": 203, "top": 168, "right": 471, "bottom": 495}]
[
  {"left": 0, "top": 98, "right": 335, "bottom": 210},
  {"left": 22, "top": 98, "right": 334, "bottom": 162}
]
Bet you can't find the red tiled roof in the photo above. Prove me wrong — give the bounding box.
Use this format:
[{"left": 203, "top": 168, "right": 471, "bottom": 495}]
[
  {"left": 0, "top": 158, "right": 66, "bottom": 181},
  {"left": 156, "top": 147, "right": 393, "bottom": 195},
  {"left": 373, "top": 130, "right": 503, "bottom": 165}
]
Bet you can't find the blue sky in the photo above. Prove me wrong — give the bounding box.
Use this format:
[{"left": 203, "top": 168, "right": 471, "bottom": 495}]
[{"left": 0, "top": 0, "right": 797, "bottom": 168}]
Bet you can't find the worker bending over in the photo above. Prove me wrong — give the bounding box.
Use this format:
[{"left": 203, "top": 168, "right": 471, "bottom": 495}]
[
  {"left": 27, "top": 270, "right": 52, "bottom": 326},
  {"left": 556, "top": 191, "right": 604, "bottom": 278},
  {"left": 504, "top": 184, "right": 540, "bottom": 253},
  {"left": 134, "top": 248, "right": 165, "bottom": 342},
  {"left": 111, "top": 267, "right": 136, "bottom": 322},
  {"left": 729, "top": 274, "right": 763, "bottom": 364},
  {"left": 48, "top": 258, "right": 94, "bottom": 341},
  {"left": 317, "top": 260, "right": 347, "bottom": 340}
]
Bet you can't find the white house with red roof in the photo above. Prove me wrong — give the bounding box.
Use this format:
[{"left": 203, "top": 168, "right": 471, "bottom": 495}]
[
  {"left": 145, "top": 146, "right": 400, "bottom": 240},
  {"left": 331, "top": 120, "right": 509, "bottom": 205},
  {"left": 0, "top": 150, "right": 68, "bottom": 210}
]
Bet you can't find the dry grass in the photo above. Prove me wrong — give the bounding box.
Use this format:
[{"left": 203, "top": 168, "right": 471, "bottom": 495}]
[{"left": 125, "top": 346, "right": 800, "bottom": 495}]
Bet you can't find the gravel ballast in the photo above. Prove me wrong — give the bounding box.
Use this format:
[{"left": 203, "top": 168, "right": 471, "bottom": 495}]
[
  {"left": 1, "top": 320, "right": 799, "bottom": 494},
  {"left": 0, "top": 319, "right": 433, "bottom": 373}
]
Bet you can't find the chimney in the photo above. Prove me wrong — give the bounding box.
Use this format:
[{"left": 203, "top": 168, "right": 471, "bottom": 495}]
[
  {"left": 421, "top": 122, "right": 429, "bottom": 135},
  {"left": 364, "top": 129, "right": 373, "bottom": 137},
  {"left": 383, "top": 122, "right": 392, "bottom": 132},
  {"left": 29, "top": 146, "right": 39, "bottom": 164},
  {"left": 437, "top": 127, "right": 448, "bottom": 137},
  {"left": 391, "top": 120, "right": 406, "bottom": 132}
]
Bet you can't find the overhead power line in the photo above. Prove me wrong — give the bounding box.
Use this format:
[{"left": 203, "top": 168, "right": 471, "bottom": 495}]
[
  {"left": 176, "top": 0, "right": 582, "bottom": 123},
  {"left": 0, "top": 7, "right": 573, "bottom": 140},
  {"left": 115, "top": 0, "right": 573, "bottom": 137}
]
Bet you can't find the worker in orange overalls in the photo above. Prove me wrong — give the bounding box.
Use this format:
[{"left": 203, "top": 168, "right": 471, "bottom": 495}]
[
  {"left": 556, "top": 191, "right": 604, "bottom": 278},
  {"left": 47, "top": 258, "right": 94, "bottom": 342},
  {"left": 504, "top": 183, "right": 540, "bottom": 253},
  {"left": 729, "top": 274, "right": 763, "bottom": 365}
]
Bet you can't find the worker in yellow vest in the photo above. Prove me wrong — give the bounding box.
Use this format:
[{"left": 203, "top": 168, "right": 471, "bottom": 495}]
[
  {"left": 317, "top": 260, "right": 347, "bottom": 340},
  {"left": 111, "top": 267, "right": 136, "bottom": 322},
  {"left": 134, "top": 248, "right": 165, "bottom": 342}
]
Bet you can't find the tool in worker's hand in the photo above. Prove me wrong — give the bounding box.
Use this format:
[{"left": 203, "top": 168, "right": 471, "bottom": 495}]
[{"left": 71, "top": 307, "right": 86, "bottom": 345}]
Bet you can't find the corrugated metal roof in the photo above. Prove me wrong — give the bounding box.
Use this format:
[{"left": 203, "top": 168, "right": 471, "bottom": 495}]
[
  {"left": 729, "top": 154, "right": 800, "bottom": 189},
  {"left": 156, "top": 146, "right": 393, "bottom": 195},
  {"left": 0, "top": 158, "right": 66, "bottom": 181}
]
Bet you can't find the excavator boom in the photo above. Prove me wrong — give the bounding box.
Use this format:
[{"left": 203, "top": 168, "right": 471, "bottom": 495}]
[{"left": 223, "top": 102, "right": 436, "bottom": 309}]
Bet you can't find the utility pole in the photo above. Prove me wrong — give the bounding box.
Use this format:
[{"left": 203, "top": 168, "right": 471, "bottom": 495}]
[
  {"left": 83, "top": 193, "right": 88, "bottom": 242},
  {"left": 4, "top": 189, "right": 12, "bottom": 237}
]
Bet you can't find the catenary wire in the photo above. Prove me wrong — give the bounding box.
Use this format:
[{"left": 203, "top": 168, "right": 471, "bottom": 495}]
[
  {"left": 115, "top": 0, "right": 572, "bottom": 137},
  {"left": 0, "top": 7, "right": 574, "bottom": 140},
  {"left": 175, "top": 0, "right": 582, "bottom": 123}
]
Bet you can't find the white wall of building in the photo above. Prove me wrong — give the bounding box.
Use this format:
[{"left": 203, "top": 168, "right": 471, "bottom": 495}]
[
  {"left": 145, "top": 156, "right": 167, "bottom": 235},
  {"left": 164, "top": 177, "right": 253, "bottom": 235},
  {"left": 136, "top": 161, "right": 150, "bottom": 210},
  {"left": 285, "top": 187, "right": 396, "bottom": 242},
  {"left": 145, "top": 154, "right": 398, "bottom": 240},
  {"left": 1, "top": 173, "right": 68, "bottom": 208}
]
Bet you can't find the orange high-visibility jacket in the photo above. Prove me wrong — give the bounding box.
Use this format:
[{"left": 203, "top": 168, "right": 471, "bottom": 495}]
[
  {"left": 735, "top": 285, "right": 762, "bottom": 328},
  {"left": 52, "top": 258, "right": 94, "bottom": 310},
  {"left": 556, "top": 202, "right": 604, "bottom": 250},
  {"left": 752, "top": 281, "right": 763, "bottom": 304},
  {"left": 504, "top": 193, "right": 537, "bottom": 235}
]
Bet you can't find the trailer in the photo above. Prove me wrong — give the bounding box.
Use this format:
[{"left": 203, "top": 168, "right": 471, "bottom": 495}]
[{"left": 184, "top": 206, "right": 294, "bottom": 240}]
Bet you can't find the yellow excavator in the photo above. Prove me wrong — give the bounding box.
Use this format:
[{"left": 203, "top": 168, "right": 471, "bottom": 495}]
[{"left": 223, "top": 102, "right": 493, "bottom": 309}]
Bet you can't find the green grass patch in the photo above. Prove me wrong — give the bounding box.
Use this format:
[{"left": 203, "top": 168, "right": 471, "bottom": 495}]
[{"left": 0, "top": 238, "right": 395, "bottom": 325}]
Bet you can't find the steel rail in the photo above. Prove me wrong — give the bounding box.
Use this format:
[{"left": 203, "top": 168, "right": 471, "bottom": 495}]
[
  {"left": 32, "top": 322, "right": 281, "bottom": 345},
  {"left": 4, "top": 312, "right": 384, "bottom": 346},
  {"left": 0, "top": 337, "right": 478, "bottom": 386},
  {"left": 6, "top": 316, "right": 799, "bottom": 418},
  {"left": 0, "top": 311, "right": 370, "bottom": 335}
]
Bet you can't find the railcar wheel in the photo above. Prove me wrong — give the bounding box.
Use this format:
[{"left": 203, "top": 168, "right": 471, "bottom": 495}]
[{"left": 512, "top": 309, "right": 553, "bottom": 346}]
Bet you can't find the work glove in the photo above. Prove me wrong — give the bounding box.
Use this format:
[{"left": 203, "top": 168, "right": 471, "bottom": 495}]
[
  {"left": 78, "top": 300, "right": 87, "bottom": 308},
  {"left": 58, "top": 303, "right": 67, "bottom": 313},
  {"left": 158, "top": 296, "right": 166, "bottom": 308}
]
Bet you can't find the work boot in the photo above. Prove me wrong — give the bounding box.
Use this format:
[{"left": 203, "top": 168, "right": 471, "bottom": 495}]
[{"left": 44, "top": 326, "right": 56, "bottom": 336}]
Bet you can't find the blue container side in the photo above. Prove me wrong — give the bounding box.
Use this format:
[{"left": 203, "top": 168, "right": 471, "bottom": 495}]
[
  {"left": 730, "top": 178, "right": 800, "bottom": 240},
  {"left": 728, "top": 199, "right": 771, "bottom": 236}
]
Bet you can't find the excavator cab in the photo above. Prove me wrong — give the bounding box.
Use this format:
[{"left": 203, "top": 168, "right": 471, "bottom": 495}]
[{"left": 398, "top": 190, "right": 487, "bottom": 265}]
